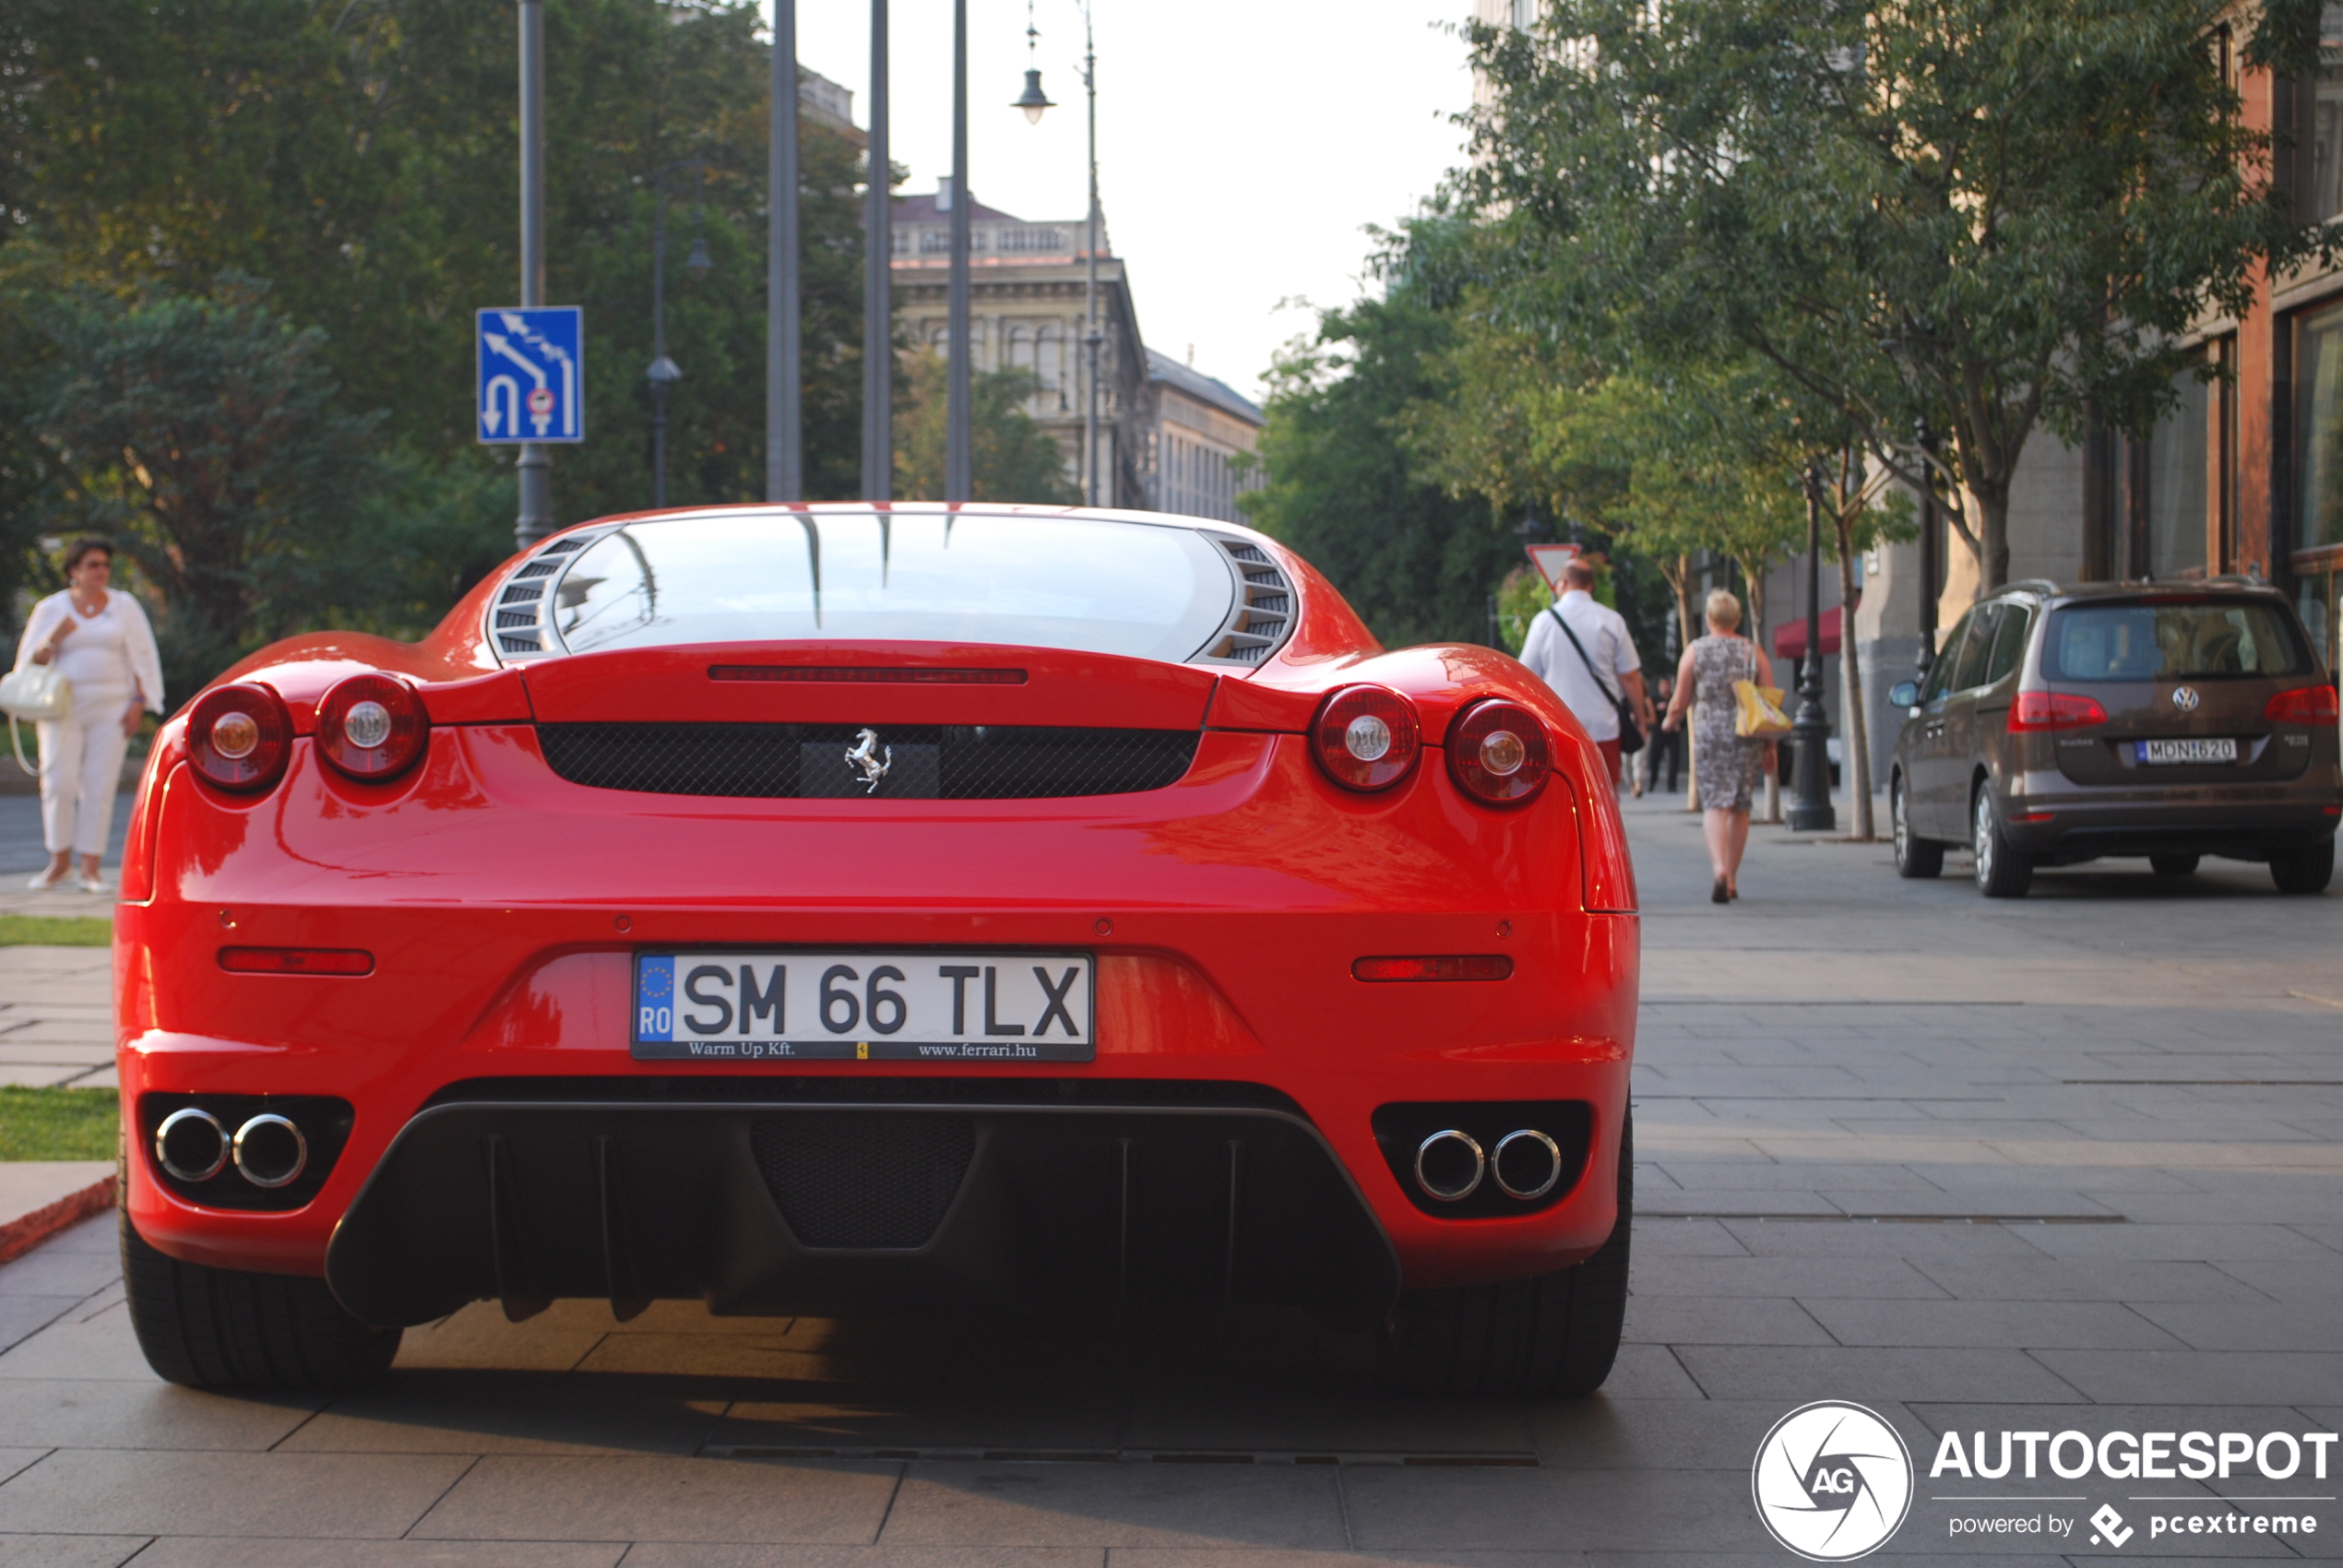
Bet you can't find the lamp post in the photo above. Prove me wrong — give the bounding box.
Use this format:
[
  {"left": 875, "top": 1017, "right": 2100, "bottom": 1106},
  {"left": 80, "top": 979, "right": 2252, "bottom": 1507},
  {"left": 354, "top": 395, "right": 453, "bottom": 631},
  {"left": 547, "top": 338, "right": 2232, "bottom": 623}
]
[
  {"left": 768, "top": 0, "right": 802, "bottom": 503},
  {"left": 1789, "top": 461, "right": 1838, "bottom": 831},
  {"left": 946, "top": 0, "right": 972, "bottom": 501},
  {"left": 515, "top": 0, "right": 553, "bottom": 548},
  {"left": 1013, "top": 0, "right": 1103, "bottom": 506},
  {"left": 648, "top": 157, "right": 711, "bottom": 509},
  {"left": 862, "top": 0, "right": 892, "bottom": 501}
]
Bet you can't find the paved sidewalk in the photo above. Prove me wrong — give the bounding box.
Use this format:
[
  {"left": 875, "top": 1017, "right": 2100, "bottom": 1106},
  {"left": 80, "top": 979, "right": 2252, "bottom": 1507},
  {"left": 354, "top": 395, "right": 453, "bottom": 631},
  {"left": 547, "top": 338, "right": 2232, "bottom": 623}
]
[
  {"left": 0, "top": 945, "right": 113, "bottom": 1088},
  {"left": 0, "top": 796, "right": 2331, "bottom": 1563}
]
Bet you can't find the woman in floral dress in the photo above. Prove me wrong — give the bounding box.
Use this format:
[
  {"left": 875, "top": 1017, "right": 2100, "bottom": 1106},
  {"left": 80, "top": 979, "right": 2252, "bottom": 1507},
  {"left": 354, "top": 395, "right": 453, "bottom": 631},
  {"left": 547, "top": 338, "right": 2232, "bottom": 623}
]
[{"left": 1661, "top": 588, "right": 1777, "bottom": 904}]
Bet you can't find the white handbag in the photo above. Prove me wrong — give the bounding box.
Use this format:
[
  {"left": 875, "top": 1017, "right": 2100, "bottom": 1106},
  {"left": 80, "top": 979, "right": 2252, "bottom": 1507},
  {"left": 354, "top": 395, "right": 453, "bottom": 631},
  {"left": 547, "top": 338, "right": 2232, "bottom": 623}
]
[{"left": 0, "top": 664, "right": 70, "bottom": 776}]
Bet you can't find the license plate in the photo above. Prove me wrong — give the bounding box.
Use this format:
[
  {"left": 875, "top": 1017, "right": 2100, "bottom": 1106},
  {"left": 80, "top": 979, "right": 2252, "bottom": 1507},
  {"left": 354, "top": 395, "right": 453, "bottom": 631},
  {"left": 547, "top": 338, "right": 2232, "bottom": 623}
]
[
  {"left": 2138, "top": 738, "right": 2238, "bottom": 766},
  {"left": 632, "top": 951, "right": 1094, "bottom": 1063}
]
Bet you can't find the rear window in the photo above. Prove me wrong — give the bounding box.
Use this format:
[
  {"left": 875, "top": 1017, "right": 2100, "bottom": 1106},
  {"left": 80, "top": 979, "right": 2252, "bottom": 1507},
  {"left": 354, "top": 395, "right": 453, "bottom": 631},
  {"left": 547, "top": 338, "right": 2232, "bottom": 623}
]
[
  {"left": 540, "top": 511, "right": 1238, "bottom": 662},
  {"left": 2046, "top": 600, "right": 2311, "bottom": 682}
]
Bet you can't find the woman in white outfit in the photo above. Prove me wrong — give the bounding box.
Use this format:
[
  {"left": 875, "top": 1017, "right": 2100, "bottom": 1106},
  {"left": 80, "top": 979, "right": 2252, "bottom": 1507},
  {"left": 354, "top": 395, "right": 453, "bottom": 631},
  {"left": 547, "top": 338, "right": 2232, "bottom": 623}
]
[{"left": 12, "top": 539, "right": 164, "bottom": 892}]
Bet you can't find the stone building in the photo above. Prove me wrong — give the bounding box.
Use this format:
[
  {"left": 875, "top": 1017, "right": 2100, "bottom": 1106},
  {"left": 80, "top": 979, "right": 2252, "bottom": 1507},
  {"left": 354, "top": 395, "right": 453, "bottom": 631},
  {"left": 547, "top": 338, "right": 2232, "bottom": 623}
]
[
  {"left": 891, "top": 188, "right": 1148, "bottom": 506},
  {"left": 1141, "top": 350, "right": 1265, "bottom": 524}
]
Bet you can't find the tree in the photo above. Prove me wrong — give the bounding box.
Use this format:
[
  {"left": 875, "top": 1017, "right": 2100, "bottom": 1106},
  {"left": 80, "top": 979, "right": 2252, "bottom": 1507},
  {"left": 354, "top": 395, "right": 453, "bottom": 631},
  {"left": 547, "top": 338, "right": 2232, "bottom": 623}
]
[
  {"left": 1468, "top": 0, "right": 2328, "bottom": 588},
  {"left": 894, "top": 356, "right": 1082, "bottom": 505},
  {"left": 1239, "top": 281, "right": 1521, "bottom": 649}
]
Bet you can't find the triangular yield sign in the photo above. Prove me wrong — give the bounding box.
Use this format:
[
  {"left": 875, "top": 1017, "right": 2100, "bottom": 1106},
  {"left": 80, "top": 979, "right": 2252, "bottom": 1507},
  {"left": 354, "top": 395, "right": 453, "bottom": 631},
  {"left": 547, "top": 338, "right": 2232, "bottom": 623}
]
[{"left": 1526, "top": 542, "right": 1581, "bottom": 595}]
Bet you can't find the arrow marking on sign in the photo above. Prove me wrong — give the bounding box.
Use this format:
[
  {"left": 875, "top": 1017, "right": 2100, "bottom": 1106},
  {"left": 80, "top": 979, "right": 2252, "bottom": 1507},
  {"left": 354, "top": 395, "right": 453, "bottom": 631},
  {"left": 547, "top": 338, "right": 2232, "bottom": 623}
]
[{"left": 482, "top": 374, "right": 519, "bottom": 436}]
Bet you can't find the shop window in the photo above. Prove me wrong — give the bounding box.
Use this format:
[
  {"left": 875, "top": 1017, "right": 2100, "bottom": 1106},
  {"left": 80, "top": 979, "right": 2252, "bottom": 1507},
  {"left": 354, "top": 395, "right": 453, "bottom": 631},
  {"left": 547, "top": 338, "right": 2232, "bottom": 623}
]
[
  {"left": 2145, "top": 363, "right": 2209, "bottom": 577},
  {"left": 2300, "top": 567, "right": 2339, "bottom": 673},
  {"left": 2292, "top": 300, "right": 2343, "bottom": 552}
]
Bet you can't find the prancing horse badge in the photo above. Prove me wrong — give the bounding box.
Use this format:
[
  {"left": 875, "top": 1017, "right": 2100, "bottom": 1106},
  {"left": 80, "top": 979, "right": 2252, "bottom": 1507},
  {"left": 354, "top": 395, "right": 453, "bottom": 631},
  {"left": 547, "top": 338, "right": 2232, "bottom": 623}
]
[{"left": 844, "top": 728, "right": 893, "bottom": 792}]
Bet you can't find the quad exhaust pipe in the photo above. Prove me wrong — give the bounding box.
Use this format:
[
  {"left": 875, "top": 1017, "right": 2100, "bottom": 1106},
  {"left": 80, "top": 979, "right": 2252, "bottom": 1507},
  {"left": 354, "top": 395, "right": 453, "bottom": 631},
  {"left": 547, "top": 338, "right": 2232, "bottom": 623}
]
[
  {"left": 1411, "top": 1126, "right": 1564, "bottom": 1204},
  {"left": 154, "top": 1109, "right": 308, "bottom": 1189}
]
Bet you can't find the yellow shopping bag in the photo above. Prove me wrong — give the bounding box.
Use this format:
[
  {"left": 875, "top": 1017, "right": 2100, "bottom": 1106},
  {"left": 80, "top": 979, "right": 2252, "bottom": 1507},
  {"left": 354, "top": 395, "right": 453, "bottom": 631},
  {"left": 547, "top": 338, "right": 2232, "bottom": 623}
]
[{"left": 1733, "top": 679, "right": 1791, "bottom": 738}]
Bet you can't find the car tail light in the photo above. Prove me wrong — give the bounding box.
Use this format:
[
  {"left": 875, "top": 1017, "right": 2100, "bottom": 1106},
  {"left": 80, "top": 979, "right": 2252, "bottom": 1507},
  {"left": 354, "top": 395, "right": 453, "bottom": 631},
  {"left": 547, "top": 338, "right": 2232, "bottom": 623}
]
[
  {"left": 187, "top": 684, "right": 292, "bottom": 792},
  {"left": 218, "top": 947, "right": 375, "bottom": 975},
  {"left": 2266, "top": 684, "right": 2340, "bottom": 724},
  {"left": 1446, "top": 699, "right": 1552, "bottom": 805},
  {"left": 316, "top": 673, "right": 430, "bottom": 780},
  {"left": 1352, "top": 955, "right": 1513, "bottom": 981},
  {"left": 2008, "top": 691, "right": 2107, "bottom": 731},
  {"left": 1313, "top": 684, "right": 1421, "bottom": 791}
]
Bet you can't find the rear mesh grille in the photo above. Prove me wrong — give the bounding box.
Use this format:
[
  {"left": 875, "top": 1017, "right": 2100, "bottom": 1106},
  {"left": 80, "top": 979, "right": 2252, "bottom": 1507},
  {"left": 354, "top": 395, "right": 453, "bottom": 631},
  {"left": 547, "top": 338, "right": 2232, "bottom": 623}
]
[
  {"left": 536, "top": 722, "right": 1199, "bottom": 799},
  {"left": 753, "top": 1113, "right": 976, "bottom": 1248}
]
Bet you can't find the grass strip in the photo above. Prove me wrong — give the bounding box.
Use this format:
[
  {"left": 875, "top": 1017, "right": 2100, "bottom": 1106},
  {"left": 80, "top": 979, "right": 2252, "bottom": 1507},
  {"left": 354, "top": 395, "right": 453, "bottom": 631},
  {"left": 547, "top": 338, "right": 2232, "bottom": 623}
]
[
  {"left": 0, "top": 1086, "right": 118, "bottom": 1161},
  {"left": 0, "top": 915, "right": 112, "bottom": 947}
]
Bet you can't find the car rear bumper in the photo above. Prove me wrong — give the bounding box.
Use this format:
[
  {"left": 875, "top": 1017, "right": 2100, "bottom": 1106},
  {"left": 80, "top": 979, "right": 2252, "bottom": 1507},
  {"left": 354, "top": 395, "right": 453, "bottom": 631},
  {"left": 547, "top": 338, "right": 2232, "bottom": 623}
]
[
  {"left": 2001, "top": 788, "right": 2339, "bottom": 860},
  {"left": 320, "top": 1087, "right": 1408, "bottom": 1328}
]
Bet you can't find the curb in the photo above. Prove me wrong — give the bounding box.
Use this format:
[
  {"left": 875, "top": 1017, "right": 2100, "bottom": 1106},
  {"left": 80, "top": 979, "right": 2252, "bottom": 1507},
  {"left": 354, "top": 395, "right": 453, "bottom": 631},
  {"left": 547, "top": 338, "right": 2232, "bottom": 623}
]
[{"left": 0, "top": 1176, "right": 114, "bottom": 1267}]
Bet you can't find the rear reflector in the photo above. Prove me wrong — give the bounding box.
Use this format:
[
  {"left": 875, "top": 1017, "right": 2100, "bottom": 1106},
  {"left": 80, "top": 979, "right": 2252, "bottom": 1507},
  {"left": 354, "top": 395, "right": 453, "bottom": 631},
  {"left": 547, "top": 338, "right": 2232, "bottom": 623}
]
[
  {"left": 2008, "top": 692, "right": 2107, "bottom": 731},
  {"left": 1352, "top": 955, "right": 1514, "bottom": 982},
  {"left": 709, "top": 665, "right": 1028, "bottom": 684},
  {"left": 218, "top": 947, "right": 374, "bottom": 976},
  {"left": 2016, "top": 811, "right": 2055, "bottom": 823},
  {"left": 2266, "top": 684, "right": 2340, "bottom": 724}
]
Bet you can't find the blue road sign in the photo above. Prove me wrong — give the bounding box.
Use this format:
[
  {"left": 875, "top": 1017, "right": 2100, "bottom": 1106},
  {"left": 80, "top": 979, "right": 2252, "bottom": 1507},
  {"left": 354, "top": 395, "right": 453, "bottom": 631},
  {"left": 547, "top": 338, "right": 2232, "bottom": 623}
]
[{"left": 476, "top": 307, "right": 584, "bottom": 445}]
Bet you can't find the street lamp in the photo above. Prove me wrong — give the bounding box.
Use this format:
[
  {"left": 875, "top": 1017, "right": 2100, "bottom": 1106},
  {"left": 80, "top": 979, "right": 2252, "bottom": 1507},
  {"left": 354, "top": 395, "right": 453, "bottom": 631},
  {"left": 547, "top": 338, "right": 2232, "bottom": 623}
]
[
  {"left": 648, "top": 157, "right": 710, "bottom": 510},
  {"left": 1014, "top": 0, "right": 1104, "bottom": 507},
  {"left": 1788, "top": 461, "right": 1838, "bottom": 831}
]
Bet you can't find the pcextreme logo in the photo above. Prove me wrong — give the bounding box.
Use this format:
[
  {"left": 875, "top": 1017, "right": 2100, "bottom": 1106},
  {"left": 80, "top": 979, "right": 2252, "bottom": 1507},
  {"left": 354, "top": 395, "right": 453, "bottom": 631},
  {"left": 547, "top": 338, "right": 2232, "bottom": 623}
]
[{"left": 1753, "top": 1401, "right": 1915, "bottom": 1561}]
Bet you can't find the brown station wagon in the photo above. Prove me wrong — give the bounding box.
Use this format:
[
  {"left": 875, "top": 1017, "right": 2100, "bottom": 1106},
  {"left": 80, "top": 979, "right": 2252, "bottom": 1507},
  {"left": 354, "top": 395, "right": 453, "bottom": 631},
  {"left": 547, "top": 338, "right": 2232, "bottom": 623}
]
[{"left": 1886, "top": 580, "right": 2342, "bottom": 897}]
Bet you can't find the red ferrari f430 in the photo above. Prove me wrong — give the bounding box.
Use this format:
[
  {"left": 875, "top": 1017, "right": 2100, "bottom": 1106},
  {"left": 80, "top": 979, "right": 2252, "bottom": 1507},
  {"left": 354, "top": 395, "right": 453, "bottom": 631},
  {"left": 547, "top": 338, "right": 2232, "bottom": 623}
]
[{"left": 113, "top": 505, "right": 1637, "bottom": 1395}]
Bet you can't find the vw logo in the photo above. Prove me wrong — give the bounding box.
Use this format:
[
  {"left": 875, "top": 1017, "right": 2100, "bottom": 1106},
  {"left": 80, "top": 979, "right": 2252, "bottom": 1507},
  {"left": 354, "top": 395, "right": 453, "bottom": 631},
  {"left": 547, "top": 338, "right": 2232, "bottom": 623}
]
[
  {"left": 1751, "top": 1401, "right": 1912, "bottom": 1561},
  {"left": 2171, "top": 685, "right": 2201, "bottom": 712}
]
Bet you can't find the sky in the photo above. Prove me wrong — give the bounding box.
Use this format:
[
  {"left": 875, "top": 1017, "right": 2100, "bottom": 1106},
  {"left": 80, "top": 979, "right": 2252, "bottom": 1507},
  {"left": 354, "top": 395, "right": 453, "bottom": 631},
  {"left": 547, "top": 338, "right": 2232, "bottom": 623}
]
[{"left": 776, "top": 0, "right": 1479, "bottom": 405}]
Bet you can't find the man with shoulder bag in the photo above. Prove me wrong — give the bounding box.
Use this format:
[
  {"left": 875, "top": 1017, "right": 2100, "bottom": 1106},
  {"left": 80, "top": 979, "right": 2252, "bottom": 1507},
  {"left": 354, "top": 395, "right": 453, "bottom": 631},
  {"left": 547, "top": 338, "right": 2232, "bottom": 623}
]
[{"left": 1517, "top": 558, "right": 1655, "bottom": 791}]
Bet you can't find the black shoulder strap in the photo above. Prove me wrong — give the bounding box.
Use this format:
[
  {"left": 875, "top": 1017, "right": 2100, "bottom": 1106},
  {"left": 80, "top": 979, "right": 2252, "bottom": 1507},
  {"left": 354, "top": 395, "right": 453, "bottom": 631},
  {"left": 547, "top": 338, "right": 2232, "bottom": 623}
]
[{"left": 1547, "top": 604, "right": 1622, "bottom": 704}]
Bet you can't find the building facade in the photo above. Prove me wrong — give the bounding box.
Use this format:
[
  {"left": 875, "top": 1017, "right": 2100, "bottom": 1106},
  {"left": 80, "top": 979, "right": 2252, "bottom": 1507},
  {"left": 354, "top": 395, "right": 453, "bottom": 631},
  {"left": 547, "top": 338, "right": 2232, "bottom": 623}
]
[
  {"left": 1141, "top": 350, "right": 1265, "bottom": 523},
  {"left": 891, "top": 189, "right": 1149, "bottom": 506}
]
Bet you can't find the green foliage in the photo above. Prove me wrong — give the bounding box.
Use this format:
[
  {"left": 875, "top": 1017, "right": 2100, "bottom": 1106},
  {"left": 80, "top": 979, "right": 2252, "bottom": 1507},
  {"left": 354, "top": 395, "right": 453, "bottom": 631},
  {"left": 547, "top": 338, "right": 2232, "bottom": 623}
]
[
  {"left": 1495, "top": 567, "right": 1547, "bottom": 657},
  {"left": 0, "top": 1087, "right": 119, "bottom": 1161},
  {"left": 1466, "top": 0, "right": 2329, "bottom": 586},
  {"left": 32, "top": 277, "right": 392, "bottom": 695},
  {"left": 895, "top": 356, "right": 1082, "bottom": 505},
  {"left": 0, "top": 916, "right": 112, "bottom": 947},
  {"left": 0, "top": 0, "right": 877, "bottom": 689},
  {"left": 1239, "top": 281, "right": 1520, "bottom": 649}
]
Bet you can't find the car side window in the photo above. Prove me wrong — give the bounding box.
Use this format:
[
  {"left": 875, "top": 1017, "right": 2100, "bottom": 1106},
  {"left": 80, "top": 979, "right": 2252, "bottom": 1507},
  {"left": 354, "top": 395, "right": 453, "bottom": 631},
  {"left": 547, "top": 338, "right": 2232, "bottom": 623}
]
[
  {"left": 1984, "top": 603, "right": 2032, "bottom": 686},
  {"left": 1952, "top": 605, "right": 2002, "bottom": 691},
  {"left": 1921, "top": 612, "right": 1973, "bottom": 702}
]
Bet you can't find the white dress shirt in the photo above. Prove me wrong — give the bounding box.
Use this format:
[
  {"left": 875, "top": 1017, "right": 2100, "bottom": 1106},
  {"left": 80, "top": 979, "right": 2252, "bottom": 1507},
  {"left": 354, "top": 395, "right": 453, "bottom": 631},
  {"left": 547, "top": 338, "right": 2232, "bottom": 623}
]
[{"left": 1517, "top": 589, "right": 1640, "bottom": 742}]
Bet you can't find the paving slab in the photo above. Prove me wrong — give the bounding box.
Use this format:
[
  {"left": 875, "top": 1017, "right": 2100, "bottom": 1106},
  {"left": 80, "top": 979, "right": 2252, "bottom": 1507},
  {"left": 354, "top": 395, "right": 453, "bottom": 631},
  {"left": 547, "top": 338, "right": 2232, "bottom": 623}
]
[
  {"left": 875, "top": 1462, "right": 1349, "bottom": 1550},
  {"left": 410, "top": 1455, "right": 901, "bottom": 1544},
  {"left": 0, "top": 1448, "right": 473, "bottom": 1537}
]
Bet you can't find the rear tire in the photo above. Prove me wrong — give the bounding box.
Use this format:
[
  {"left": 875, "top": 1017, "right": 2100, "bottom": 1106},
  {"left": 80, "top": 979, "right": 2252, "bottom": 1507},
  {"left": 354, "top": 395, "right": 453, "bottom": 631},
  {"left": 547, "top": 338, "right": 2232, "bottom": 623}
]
[
  {"left": 2270, "top": 838, "right": 2336, "bottom": 896},
  {"left": 1381, "top": 1114, "right": 1631, "bottom": 1397},
  {"left": 121, "top": 1210, "right": 400, "bottom": 1390},
  {"left": 1972, "top": 782, "right": 2033, "bottom": 898},
  {"left": 2149, "top": 853, "right": 2200, "bottom": 877},
  {"left": 1892, "top": 776, "right": 1943, "bottom": 879}
]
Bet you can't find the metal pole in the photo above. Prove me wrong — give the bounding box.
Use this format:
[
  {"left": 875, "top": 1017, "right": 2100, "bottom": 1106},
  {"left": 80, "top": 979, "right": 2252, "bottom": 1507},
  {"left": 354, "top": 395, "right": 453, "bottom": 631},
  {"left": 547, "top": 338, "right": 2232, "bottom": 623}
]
[
  {"left": 1788, "top": 462, "right": 1838, "bottom": 831},
  {"left": 649, "top": 176, "right": 670, "bottom": 508},
  {"left": 768, "top": 0, "right": 803, "bottom": 502},
  {"left": 946, "top": 0, "right": 972, "bottom": 501},
  {"left": 515, "top": 0, "right": 553, "bottom": 547},
  {"left": 1082, "top": 9, "right": 1100, "bottom": 506},
  {"left": 861, "top": 0, "right": 892, "bottom": 501}
]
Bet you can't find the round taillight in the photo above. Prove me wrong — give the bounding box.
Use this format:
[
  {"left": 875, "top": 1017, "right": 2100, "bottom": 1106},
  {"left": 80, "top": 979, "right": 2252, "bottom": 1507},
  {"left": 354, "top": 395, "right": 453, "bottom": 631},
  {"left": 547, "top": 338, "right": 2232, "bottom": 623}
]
[
  {"left": 316, "top": 673, "right": 429, "bottom": 781},
  {"left": 188, "top": 684, "right": 291, "bottom": 792},
  {"left": 1313, "top": 684, "right": 1421, "bottom": 791},
  {"left": 1447, "top": 698, "right": 1551, "bottom": 806}
]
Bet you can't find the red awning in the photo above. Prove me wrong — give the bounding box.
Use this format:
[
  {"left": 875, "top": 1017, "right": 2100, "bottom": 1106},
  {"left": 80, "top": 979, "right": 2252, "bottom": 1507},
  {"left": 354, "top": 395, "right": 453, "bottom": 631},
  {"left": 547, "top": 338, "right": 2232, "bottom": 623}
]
[{"left": 1772, "top": 616, "right": 1843, "bottom": 659}]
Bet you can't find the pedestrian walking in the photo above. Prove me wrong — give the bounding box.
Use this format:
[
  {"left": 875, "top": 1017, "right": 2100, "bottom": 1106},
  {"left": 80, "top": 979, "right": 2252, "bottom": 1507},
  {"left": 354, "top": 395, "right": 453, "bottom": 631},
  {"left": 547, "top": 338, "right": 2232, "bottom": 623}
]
[
  {"left": 1517, "top": 559, "right": 1652, "bottom": 790},
  {"left": 1639, "top": 674, "right": 1684, "bottom": 796},
  {"left": 1662, "top": 588, "right": 1777, "bottom": 904},
  {"left": 11, "top": 539, "right": 164, "bottom": 892}
]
